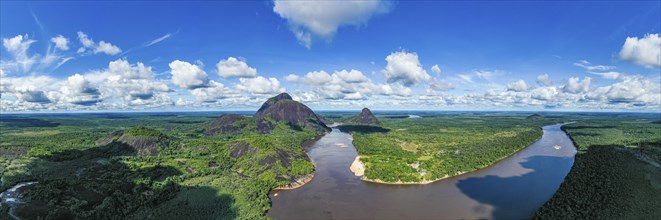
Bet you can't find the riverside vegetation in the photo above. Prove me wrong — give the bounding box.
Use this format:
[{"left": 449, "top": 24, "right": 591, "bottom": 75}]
[{"left": 534, "top": 115, "right": 661, "bottom": 219}]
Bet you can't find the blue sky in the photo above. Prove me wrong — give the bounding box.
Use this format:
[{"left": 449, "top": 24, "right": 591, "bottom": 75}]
[{"left": 1, "top": 0, "right": 660, "bottom": 112}]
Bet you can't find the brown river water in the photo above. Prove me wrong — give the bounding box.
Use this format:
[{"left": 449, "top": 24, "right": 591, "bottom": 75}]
[{"left": 268, "top": 123, "right": 577, "bottom": 219}]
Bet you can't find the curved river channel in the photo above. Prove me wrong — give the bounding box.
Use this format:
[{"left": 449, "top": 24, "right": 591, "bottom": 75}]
[{"left": 268, "top": 123, "right": 577, "bottom": 219}]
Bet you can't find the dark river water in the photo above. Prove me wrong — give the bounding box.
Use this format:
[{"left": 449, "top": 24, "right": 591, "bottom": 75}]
[{"left": 268, "top": 123, "right": 577, "bottom": 219}]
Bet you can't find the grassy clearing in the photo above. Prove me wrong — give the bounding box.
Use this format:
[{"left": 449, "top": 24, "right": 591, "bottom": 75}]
[{"left": 8, "top": 130, "right": 62, "bottom": 137}]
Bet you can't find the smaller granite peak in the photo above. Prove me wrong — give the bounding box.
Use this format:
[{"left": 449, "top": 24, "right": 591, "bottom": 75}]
[
  {"left": 361, "top": 108, "right": 373, "bottom": 115},
  {"left": 526, "top": 113, "right": 544, "bottom": 121},
  {"left": 96, "top": 125, "right": 170, "bottom": 156},
  {"left": 347, "top": 107, "right": 380, "bottom": 125}
]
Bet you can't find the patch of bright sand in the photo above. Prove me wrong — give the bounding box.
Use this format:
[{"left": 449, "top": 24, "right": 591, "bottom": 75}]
[{"left": 350, "top": 156, "right": 365, "bottom": 176}]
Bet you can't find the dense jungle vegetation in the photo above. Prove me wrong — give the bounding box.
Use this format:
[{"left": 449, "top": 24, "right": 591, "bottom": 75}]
[
  {"left": 0, "top": 112, "right": 317, "bottom": 219},
  {"left": 534, "top": 116, "right": 661, "bottom": 219},
  {"left": 340, "top": 115, "right": 560, "bottom": 183},
  {"left": 2, "top": 111, "right": 659, "bottom": 219}
]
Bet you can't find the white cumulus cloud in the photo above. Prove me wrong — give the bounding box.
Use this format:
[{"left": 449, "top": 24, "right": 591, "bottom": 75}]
[
  {"left": 59, "top": 74, "right": 101, "bottom": 105},
  {"left": 190, "top": 80, "right": 229, "bottom": 103},
  {"left": 531, "top": 86, "right": 558, "bottom": 101},
  {"left": 605, "top": 75, "right": 661, "bottom": 104},
  {"left": 50, "top": 35, "right": 69, "bottom": 51},
  {"left": 169, "top": 60, "right": 209, "bottom": 89},
  {"left": 563, "top": 77, "right": 592, "bottom": 94},
  {"left": 94, "top": 41, "right": 122, "bottom": 55},
  {"left": 383, "top": 51, "right": 431, "bottom": 86},
  {"left": 507, "top": 80, "right": 529, "bottom": 92},
  {"left": 273, "top": 0, "right": 392, "bottom": 48},
  {"left": 284, "top": 74, "right": 299, "bottom": 82},
  {"left": 335, "top": 69, "right": 368, "bottom": 83},
  {"left": 109, "top": 59, "right": 153, "bottom": 79},
  {"left": 76, "top": 31, "right": 122, "bottom": 55},
  {"left": 216, "top": 57, "right": 257, "bottom": 78},
  {"left": 236, "top": 76, "right": 284, "bottom": 94},
  {"left": 300, "top": 70, "right": 333, "bottom": 85},
  {"left": 618, "top": 33, "right": 661, "bottom": 68},
  {"left": 431, "top": 64, "right": 441, "bottom": 74},
  {"left": 536, "top": 73, "right": 553, "bottom": 86}
]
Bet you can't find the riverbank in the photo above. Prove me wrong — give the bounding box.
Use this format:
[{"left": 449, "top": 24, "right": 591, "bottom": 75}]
[
  {"left": 274, "top": 131, "right": 328, "bottom": 191},
  {"left": 350, "top": 155, "right": 466, "bottom": 184},
  {"left": 355, "top": 146, "right": 546, "bottom": 185},
  {"left": 534, "top": 120, "right": 661, "bottom": 219},
  {"left": 1, "top": 182, "right": 37, "bottom": 220},
  {"left": 273, "top": 173, "right": 314, "bottom": 190}
]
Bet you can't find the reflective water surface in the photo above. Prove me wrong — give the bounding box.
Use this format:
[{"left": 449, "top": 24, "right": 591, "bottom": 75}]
[{"left": 268, "top": 124, "right": 576, "bottom": 219}]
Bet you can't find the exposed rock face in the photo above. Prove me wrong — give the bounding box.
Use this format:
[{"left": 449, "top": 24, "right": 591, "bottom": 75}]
[
  {"left": 96, "top": 127, "right": 170, "bottom": 156},
  {"left": 254, "top": 92, "right": 330, "bottom": 133},
  {"left": 348, "top": 108, "right": 380, "bottom": 125},
  {"left": 229, "top": 142, "right": 260, "bottom": 158},
  {"left": 205, "top": 114, "right": 251, "bottom": 136}
]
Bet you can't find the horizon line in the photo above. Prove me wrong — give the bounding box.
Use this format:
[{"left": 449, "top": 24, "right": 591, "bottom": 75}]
[{"left": 1, "top": 109, "right": 660, "bottom": 115}]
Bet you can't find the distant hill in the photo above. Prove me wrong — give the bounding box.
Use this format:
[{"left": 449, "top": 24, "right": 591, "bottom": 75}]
[
  {"left": 346, "top": 108, "right": 380, "bottom": 125},
  {"left": 254, "top": 93, "right": 330, "bottom": 133},
  {"left": 526, "top": 113, "right": 544, "bottom": 121},
  {"left": 96, "top": 125, "right": 170, "bottom": 156}
]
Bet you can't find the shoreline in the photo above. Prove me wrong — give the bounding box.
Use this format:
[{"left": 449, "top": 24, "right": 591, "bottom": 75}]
[
  {"left": 360, "top": 172, "right": 467, "bottom": 185},
  {"left": 273, "top": 173, "right": 314, "bottom": 190},
  {"left": 350, "top": 123, "right": 561, "bottom": 185},
  {"left": 272, "top": 130, "right": 328, "bottom": 192}
]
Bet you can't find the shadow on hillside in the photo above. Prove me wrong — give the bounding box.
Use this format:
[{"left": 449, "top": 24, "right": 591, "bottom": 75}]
[
  {"left": 1, "top": 136, "right": 237, "bottom": 220},
  {"left": 566, "top": 125, "right": 616, "bottom": 129},
  {"left": 337, "top": 125, "right": 390, "bottom": 134},
  {"left": 128, "top": 186, "right": 237, "bottom": 220},
  {"left": 0, "top": 117, "right": 60, "bottom": 128},
  {"left": 566, "top": 132, "right": 602, "bottom": 137},
  {"left": 456, "top": 155, "right": 574, "bottom": 220}
]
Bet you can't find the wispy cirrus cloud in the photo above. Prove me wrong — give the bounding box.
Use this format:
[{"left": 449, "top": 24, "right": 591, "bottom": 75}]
[
  {"left": 119, "top": 31, "right": 178, "bottom": 56},
  {"left": 573, "top": 60, "right": 615, "bottom": 71},
  {"left": 145, "top": 31, "right": 177, "bottom": 47}
]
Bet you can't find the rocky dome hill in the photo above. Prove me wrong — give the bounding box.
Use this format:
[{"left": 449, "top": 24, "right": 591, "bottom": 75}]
[
  {"left": 96, "top": 125, "right": 170, "bottom": 156},
  {"left": 205, "top": 93, "right": 330, "bottom": 135},
  {"left": 347, "top": 108, "right": 380, "bottom": 125},
  {"left": 254, "top": 93, "right": 329, "bottom": 133}
]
